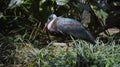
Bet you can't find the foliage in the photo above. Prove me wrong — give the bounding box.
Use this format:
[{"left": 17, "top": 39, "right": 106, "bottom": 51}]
[
  {"left": 12, "top": 39, "right": 120, "bottom": 67},
  {"left": 0, "top": 0, "right": 120, "bottom": 66},
  {"left": 0, "top": 33, "right": 16, "bottom": 64},
  {"left": 75, "top": 40, "right": 120, "bottom": 67}
]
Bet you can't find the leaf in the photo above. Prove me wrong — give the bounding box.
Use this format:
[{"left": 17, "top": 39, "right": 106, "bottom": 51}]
[
  {"left": 0, "top": 12, "right": 3, "bottom": 18},
  {"left": 96, "top": 9, "right": 108, "bottom": 19},
  {"left": 8, "top": 0, "right": 24, "bottom": 9},
  {"left": 81, "top": 10, "right": 91, "bottom": 27},
  {"left": 56, "top": 0, "right": 69, "bottom": 6}
]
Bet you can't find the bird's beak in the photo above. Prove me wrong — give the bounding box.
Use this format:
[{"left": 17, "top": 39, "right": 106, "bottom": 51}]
[{"left": 42, "top": 23, "right": 48, "bottom": 32}]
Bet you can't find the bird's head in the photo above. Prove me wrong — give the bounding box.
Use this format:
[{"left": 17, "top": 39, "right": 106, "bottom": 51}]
[
  {"left": 43, "top": 14, "right": 57, "bottom": 32},
  {"left": 45, "top": 14, "right": 57, "bottom": 28},
  {"left": 47, "top": 14, "right": 57, "bottom": 24}
]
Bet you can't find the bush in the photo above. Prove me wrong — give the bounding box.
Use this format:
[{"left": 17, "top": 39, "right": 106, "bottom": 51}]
[{"left": 14, "top": 39, "right": 120, "bottom": 67}]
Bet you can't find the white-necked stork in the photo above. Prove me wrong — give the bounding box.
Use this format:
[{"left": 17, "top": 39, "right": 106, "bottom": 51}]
[{"left": 44, "top": 14, "right": 95, "bottom": 44}]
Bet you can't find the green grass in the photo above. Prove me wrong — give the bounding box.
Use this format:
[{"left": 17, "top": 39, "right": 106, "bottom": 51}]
[{"left": 13, "top": 38, "right": 120, "bottom": 67}]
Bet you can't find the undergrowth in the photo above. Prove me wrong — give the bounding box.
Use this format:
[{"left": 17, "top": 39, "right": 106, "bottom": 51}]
[{"left": 13, "top": 38, "right": 120, "bottom": 67}]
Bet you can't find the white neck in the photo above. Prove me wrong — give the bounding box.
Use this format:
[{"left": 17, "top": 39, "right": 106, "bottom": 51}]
[{"left": 47, "top": 18, "right": 57, "bottom": 31}]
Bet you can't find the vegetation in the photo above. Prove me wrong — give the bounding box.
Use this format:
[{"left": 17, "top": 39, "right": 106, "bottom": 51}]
[
  {"left": 11, "top": 39, "right": 120, "bottom": 67},
  {"left": 0, "top": 0, "right": 120, "bottom": 67}
]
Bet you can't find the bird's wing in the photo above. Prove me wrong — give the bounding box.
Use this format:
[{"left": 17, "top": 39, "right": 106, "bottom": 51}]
[{"left": 57, "top": 17, "right": 95, "bottom": 44}]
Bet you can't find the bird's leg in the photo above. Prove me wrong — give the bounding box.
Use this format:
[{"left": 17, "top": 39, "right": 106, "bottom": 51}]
[
  {"left": 63, "top": 36, "right": 69, "bottom": 51},
  {"left": 65, "top": 35, "right": 70, "bottom": 47}
]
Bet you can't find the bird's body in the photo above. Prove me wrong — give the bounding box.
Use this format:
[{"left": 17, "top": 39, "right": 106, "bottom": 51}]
[{"left": 45, "top": 14, "right": 95, "bottom": 44}]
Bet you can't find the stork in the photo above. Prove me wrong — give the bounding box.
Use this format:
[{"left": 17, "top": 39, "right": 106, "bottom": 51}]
[{"left": 44, "top": 14, "right": 95, "bottom": 44}]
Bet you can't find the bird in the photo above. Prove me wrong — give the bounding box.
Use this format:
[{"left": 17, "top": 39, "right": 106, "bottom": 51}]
[{"left": 44, "top": 14, "right": 95, "bottom": 44}]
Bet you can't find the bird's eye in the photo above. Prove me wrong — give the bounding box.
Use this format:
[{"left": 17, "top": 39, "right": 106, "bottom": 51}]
[{"left": 49, "top": 17, "right": 53, "bottom": 20}]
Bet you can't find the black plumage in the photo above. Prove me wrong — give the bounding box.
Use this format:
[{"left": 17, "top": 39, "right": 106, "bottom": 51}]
[{"left": 45, "top": 14, "right": 95, "bottom": 44}]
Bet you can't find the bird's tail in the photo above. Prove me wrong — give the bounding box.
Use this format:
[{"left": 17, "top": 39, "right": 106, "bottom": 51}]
[{"left": 83, "top": 30, "right": 96, "bottom": 44}]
